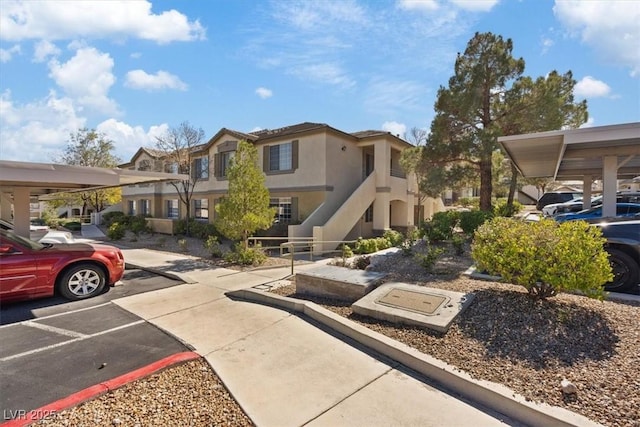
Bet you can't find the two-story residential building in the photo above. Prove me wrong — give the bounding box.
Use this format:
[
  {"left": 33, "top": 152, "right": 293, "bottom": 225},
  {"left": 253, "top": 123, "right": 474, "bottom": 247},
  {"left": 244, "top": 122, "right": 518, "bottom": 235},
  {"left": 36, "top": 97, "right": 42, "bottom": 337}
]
[{"left": 120, "top": 122, "right": 444, "bottom": 253}]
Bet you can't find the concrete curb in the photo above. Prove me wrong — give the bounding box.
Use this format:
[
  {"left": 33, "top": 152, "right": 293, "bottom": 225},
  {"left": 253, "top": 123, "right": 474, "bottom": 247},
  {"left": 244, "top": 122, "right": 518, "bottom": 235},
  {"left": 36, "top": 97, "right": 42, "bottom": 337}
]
[
  {"left": 1, "top": 352, "right": 201, "bottom": 427},
  {"left": 226, "top": 288, "right": 602, "bottom": 427}
]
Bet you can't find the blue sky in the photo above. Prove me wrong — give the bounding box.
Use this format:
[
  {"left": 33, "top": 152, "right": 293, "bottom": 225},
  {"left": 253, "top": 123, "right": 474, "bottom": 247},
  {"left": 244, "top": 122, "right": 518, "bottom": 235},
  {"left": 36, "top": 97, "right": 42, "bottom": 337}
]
[{"left": 1, "top": 0, "right": 638, "bottom": 164}]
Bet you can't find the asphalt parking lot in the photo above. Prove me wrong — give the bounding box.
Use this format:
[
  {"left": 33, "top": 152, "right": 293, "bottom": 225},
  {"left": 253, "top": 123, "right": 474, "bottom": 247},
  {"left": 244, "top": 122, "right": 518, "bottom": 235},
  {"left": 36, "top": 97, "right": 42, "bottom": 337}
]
[{"left": 0, "top": 269, "right": 189, "bottom": 422}]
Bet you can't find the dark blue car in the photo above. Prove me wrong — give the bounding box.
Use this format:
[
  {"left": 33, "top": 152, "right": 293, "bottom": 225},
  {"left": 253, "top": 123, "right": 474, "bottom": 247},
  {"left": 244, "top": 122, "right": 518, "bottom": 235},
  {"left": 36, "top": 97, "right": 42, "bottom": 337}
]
[{"left": 555, "top": 203, "right": 640, "bottom": 223}]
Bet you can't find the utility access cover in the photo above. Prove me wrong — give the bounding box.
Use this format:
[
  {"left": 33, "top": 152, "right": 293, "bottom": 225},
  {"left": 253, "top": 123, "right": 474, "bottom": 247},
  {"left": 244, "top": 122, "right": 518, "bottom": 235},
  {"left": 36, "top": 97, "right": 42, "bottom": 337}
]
[
  {"left": 352, "top": 282, "right": 475, "bottom": 333},
  {"left": 376, "top": 288, "right": 448, "bottom": 315}
]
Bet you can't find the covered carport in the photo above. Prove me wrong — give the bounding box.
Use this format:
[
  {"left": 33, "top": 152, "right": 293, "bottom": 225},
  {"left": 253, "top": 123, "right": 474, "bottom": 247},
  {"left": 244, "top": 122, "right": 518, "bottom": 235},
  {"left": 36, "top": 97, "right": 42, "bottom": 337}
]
[
  {"left": 499, "top": 122, "right": 640, "bottom": 217},
  {"left": 0, "top": 160, "right": 188, "bottom": 238}
]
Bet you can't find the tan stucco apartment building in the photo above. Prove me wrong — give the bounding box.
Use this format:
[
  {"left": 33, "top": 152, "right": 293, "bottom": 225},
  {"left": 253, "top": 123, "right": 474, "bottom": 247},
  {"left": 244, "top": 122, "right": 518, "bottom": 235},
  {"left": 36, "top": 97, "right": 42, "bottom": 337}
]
[{"left": 120, "top": 122, "right": 443, "bottom": 251}]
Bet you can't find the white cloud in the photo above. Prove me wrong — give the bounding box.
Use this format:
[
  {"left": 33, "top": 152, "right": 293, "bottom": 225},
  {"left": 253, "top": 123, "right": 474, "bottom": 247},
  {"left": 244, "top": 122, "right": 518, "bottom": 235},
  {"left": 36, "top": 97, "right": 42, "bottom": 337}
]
[
  {"left": 382, "top": 121, "right": 407, "bottom": 139},
  {"left": 272, "top": 0, "right": 367, "bottom": 31},
  {"left": 0, "top": 44, "right": 21, "bottom": 62},
  {"left": 0, "top": 90, "right": 87, "bottom": 162},
  {"left": 97, "top": 119, "right": 169, "bottom": 162},
  {"left": 397, "top": 0, "right": 439, "bottom": 11},
  {"left": 124, "top": 70, "right": 188, "bottom": 91},
  {"left": 365, "top": 79, "right": 427, "bottom": 116},
  {"left": 449, "top": 0, "right": 498, "bottom": 12},
  {"left": 289, "top": 63, "right": 356, "bottom": 88},
  {"left": 255, "top": 87, "right": 273, "bottom": 99},
  {"left": 0, "top": 0, "right": 206, "bottom": 44},
  {"left": 574, "top": 76, "right": 611, "bottom": 98},
  {"left": 554, "top": 0, "right": 640, "bottom": 77},
  {"left": 33, "top": 40, "right": 60, "bottom": 63},
  {"left": 540, "top": 36, "right": 554, "bottom": 54},
  {"left": 48, "top": 46, "right": 119, "bottom": 114}
]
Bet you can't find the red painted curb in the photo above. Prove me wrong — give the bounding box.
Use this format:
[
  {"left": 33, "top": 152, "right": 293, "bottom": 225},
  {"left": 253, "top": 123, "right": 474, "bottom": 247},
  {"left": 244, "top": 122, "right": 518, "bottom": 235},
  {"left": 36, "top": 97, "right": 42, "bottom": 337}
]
[{"left": 1, "top": 351, "right": 200, "bottom": 427}]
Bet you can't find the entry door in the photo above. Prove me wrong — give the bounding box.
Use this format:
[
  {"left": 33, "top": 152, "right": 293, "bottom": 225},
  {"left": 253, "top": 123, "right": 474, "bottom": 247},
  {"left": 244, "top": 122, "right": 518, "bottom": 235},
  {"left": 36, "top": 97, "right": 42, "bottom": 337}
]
[{"left": 364, "top": 153, "right": 374, "bottom": 177}]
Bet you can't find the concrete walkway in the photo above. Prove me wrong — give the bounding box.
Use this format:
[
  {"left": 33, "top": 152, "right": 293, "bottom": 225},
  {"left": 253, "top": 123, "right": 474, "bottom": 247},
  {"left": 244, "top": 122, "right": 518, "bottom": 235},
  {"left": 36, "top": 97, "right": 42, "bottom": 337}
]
[{"left": 114, "top": 248, "right": 599, "bottom": 427}]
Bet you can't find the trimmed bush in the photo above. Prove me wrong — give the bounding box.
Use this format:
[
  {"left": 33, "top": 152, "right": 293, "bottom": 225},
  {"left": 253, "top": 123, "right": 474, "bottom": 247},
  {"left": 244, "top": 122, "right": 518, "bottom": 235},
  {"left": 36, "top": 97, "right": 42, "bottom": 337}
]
[
  {"left": 451, "top": 234, "right": 465, "bottom": 255},
  {"left": 353, "top": 255, "right": 371, "bottom": 270},
  {"left": 493, "top": 199, "right": 523, "bottom": 217},
  {"left": 459, "top": 210, "right": 494, "bottom": 236},
  {"left": 353, "top": 236, "right": 392, "bottom": 254},
  {"left": 129, "top": 214, "right": 151, "bottom": 235},
  {"left": 414, "top": 246, "right": 445, "bottom": 272},
  {"left": 204, "top": 235, "right": 223, "bottom": 258},
  {"left": 472, "top": 217, "right": 612, "bottom": 300},
  {"left": 107, "top": 222, "right": 126, "bottom": 240},
  {"left": 383, "top": 229, "right": 404, "bottom": 246},
  {"left": 102, "top": 211, "right": 127, "bottom": 227},
  {"left": 422, "top": 211, "right": 460, "bottom": 242},
  {"left": 224, "top": 243, "right": 267, "bottom": 266}
]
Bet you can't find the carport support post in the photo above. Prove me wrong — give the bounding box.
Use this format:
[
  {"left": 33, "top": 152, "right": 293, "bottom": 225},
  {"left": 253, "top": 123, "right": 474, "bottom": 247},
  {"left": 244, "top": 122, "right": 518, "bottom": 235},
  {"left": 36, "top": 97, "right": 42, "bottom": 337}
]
[
  {"left": 13, "top": 187, "right": 31, "bottom": 238},
  {"left": 602, "top": 156, "right": 618, "bottom": 218},
  {"left": 582, "top": 176, "right": 592, "bottom": 210}
]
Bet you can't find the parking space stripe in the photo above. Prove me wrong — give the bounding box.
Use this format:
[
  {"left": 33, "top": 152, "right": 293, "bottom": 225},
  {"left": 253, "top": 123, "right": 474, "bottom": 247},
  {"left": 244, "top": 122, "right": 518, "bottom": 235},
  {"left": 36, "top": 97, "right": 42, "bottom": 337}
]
[
  {"left": 24, "top": 321, "right": 87, "bottom": 338},
  {"left": 0, "top": 302, "right": 113, "bottom": 330},
  {"left": 0, "top": 320, "right": 145, "bottom": 362}
]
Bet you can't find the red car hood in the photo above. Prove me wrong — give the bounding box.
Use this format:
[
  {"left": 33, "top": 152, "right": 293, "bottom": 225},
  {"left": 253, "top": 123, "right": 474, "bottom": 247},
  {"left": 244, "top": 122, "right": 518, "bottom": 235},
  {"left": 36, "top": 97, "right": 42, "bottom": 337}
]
[{"left": 42, "top": 242, "right": 121, "bottom": 253}]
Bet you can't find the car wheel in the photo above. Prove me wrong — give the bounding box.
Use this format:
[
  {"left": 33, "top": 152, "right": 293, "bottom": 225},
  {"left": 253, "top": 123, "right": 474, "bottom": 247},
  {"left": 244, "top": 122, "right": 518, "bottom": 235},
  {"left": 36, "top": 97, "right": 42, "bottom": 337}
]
[
  {"left": 604, "top": 248, "right": 640, "bottom": 293},
  {"left": 57, "top": 264, "right": 106, "bottom": 300}
]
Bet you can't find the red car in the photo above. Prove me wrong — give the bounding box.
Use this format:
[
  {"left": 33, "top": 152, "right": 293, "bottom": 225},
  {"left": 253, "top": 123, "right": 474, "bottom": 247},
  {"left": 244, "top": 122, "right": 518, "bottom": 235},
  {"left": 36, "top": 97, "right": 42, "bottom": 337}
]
[{"left": 0, "top": 229, "right": 125, "bottom": 303}]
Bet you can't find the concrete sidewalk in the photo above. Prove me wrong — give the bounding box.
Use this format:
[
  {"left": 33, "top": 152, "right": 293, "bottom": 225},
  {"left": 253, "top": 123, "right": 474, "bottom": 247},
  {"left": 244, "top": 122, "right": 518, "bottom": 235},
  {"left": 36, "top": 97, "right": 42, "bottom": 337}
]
[{"left": 115, "top": 248, "right": 597, "bottom": 427}]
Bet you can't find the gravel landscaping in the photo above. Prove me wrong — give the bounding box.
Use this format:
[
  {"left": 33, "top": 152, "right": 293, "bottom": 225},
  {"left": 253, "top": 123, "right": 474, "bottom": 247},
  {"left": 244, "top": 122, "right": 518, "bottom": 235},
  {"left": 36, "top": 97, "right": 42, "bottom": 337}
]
[
  {"left": 272, "top": 241, "right": 640, "bottom": 427},
  {"left": 55, "top": 230, "right": 638, "bottom": 426},
  {"left": 35, "top": 358, "right": 253, "bottom": 426}
]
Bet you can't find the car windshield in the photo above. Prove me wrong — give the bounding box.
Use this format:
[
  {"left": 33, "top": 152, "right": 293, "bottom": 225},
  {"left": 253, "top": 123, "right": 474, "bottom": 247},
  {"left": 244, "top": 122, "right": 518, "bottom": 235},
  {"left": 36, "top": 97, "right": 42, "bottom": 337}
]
[{"left": 0, "top": 229, "right": 45, "bottom": 250}]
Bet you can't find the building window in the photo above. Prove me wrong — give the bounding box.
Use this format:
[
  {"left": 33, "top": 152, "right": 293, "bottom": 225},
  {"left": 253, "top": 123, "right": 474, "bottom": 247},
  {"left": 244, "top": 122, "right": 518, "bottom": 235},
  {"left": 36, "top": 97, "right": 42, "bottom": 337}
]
[
  {"left": 166, "top": 200, "right": 179, "bottom": 219},
  {"left": 364, "top": 203, "right": 373, "bottom": 223},
  {"left": 193, "top": 157, "right": 209, "bottom": 179},
  {"left": 269, "top": 143, "right": 292, "bottom": 171},
  {"left": 194, "top": 199, "right": 209, "bottom": 220},
  {"left": 165, "top": 162, "right": 178, "bottom": 173},
  {"left": 140, "top": 199, "right": 150, "bottom": 216},
  {"left": 270, "top": 197, "right": 292, "bottom": 223},
  {"left": 219, "top": 151, "right": 234, "bottom": 177},
  {"left": 128, "top": 200, "right": 136, "bottom": 216}
]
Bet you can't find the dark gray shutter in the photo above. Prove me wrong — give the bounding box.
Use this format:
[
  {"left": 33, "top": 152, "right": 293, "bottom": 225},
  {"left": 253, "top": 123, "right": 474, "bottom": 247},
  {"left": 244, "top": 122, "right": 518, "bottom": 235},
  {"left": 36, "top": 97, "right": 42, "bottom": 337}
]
[
  {"left": 292, "top": 140, "right": 299, "bottom": 170},
  {"left": 214, "top": 153, "right": 220, "bottom": 178},
  {"left": 291, "top": 197, "right": 299, "bottom": 222},
  {"left": 263, "top": 145, "right": 270, "bottom": 172}
]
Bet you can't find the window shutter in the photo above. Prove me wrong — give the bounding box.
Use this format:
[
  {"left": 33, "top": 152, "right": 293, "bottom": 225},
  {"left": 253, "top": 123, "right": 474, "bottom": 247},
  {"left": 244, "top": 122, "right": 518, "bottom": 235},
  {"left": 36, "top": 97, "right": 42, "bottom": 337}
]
[
  {"left": 263, "top": 145, "right": 270, "bottom": 172},
  {"left": 291, "top": 197, "right": 299, "bottom": 222},
  {"left": 214, "top": 153, "right": 221, "bottom": 178},
  {"left": 292, "top": 140, "right": 299, "bottom": 170}
]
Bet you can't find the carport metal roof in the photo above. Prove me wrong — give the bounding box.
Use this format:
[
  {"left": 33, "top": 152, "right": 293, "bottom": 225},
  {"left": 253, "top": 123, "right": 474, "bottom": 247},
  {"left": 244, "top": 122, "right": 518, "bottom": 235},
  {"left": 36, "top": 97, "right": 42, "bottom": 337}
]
[
  {"left": 0, "top": 160, "right": 188, "bottom": 197},
  {"left": 498, "top": 122, "right": 640, "bottom": 181},
  {"left": 0, "top": 160, "right": 189, "bottom": 238}
]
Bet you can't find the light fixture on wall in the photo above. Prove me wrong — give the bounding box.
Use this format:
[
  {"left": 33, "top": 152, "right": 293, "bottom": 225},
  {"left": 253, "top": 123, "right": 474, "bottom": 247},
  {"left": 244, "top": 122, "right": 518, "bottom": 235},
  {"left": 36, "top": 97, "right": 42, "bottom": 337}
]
[{"left": 341, "top": 145, "right": 346, "bottom": 151}]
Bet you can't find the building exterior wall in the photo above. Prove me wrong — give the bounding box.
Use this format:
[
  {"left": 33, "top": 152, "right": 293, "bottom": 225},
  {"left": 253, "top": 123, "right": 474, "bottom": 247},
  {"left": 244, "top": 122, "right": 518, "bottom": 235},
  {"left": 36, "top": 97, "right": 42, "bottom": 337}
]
[{"left": 120, "top": 124, "right": 443, "bottom": 242}]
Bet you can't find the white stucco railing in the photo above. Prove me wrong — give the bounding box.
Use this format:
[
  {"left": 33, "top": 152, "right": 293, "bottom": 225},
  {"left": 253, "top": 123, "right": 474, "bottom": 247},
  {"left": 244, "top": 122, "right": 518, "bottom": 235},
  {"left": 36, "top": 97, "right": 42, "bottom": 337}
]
[{"left": 312, "top": 172, "right": 377, "bottom": 255}]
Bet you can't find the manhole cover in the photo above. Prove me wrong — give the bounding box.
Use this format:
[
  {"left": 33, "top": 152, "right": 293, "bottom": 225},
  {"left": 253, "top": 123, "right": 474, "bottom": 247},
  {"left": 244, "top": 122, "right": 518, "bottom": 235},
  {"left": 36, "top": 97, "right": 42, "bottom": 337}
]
[{"left": 375, "top": 288, "right": 449, "bottom": 315}]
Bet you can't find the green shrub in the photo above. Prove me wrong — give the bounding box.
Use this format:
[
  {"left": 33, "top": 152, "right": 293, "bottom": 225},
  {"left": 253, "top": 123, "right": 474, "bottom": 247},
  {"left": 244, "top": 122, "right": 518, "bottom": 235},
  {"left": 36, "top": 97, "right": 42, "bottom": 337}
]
[
  {"left": 414, "top": 246, "right": 445, "bottom": 272},
  {"left": 422, "top": 211, "right": 460, "bottom": 242},
  {"left": 129, "top": 214, "right": 151, "bottom": 235},
  {"left": 493, "top": 199, "right": 523, "bottom": 217},
  {"left": 204, "top": 235, "right": 223, "bottom": 258},
  {"left": 341, "top": 244, "right": 354, "bottom": 258},
  {"left": 383, "top": 229, "right": 404, "bottom": 246},
  {"left": 458, "top": 197, "right": 480, "bottom": 209},
  {"left": 451, "top": 234, "right": 465, "bottom": 255},
  {"left": 62, "top": 221, "right": 82, "bottom": 231},
  {"left": 353, "top": 255, "right": 371, "bottom": 270},
  {"left": 102, "top": 211, "right": 127, "bottom": 227},
  {"left": 472, "top": 217, "right": 612, "bottom": 300},
  {"left": 459, "top": 210, "right": 494, "bottom": 236},
  {"left": 353, "top": 236, "right": 392, "bottom": 254},
  {"left": 224, "top": 243, "right": 267, "bottom": 266},
  {"left": 107, "top": 222, "right": 126, "bottom": 240}
]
